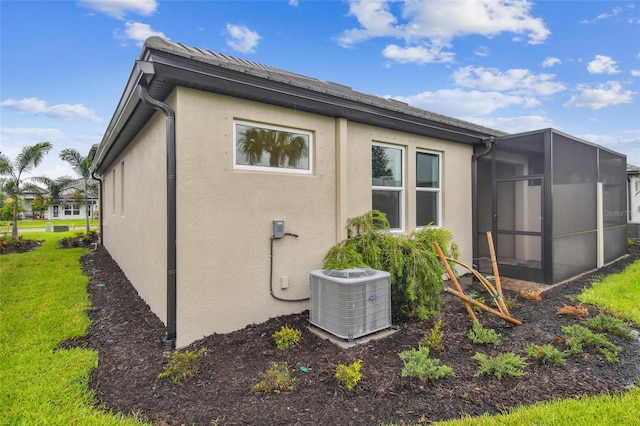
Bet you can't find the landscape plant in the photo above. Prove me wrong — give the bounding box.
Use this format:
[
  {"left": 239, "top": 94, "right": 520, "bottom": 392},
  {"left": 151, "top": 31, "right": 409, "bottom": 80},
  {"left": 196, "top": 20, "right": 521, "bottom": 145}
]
[
  {"left": 526, "top": 344, "right": 566, "bottom": 366},
  {"left": 253, "top": 362, "right": 296, "bottom": 393},
  {"left": 157, "top": 348, "right": 206, "bottom": 384},
  {"left": 585, "top": 313, "right": 634, "bottom": 339},
  {"left": 272, "top": 324, "right": 302, "bottom": 350},
  {"left": 562, "top": 324, "right": 621, "bottom": 363},
  {"left": 335, "top": 359, "right": 363, "bottom": 391},
  {"left": 468, "top": 321, "right": 501, "bottom": 345},
  {"left": 399, "top": 346, "right": 454, "bottom": 383},
  {"left": 556, "top": 303, "right": 589, "bottom": 318},
  {"left": 322, "top": 210, "right": 459, "bottom": 319},
  {"left": 421, "top": 319, "right": 445, "bottom": 352},
  {"left": 0, "top": 142, "right": 53, "bottom": 239},
  {"left": 472, "top": 352, "right": 527, "bottom": 380}
]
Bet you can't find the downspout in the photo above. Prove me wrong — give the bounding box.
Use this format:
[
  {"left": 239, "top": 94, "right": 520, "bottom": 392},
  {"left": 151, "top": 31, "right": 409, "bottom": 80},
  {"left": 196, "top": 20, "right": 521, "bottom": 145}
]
[
  {"left": 472, "top": 137, "right": 495, "bottom": 269},
  {"left": 91, "top": 171, "right": 104, "bottom": 242},
  {"left": 137, "top": 79, "right": 177, "bottom": 350}
]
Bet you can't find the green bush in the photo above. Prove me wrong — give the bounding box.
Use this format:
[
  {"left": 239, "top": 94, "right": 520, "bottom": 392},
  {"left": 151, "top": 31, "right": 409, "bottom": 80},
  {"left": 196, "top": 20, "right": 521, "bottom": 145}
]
[
  {"left": 585, "top": 313, "right": 634, "bottom": 339},
  {"left": 562, "top": 324, "right": 621, "bottom": 363},
  {"left": 157, "top": 348, "right": 206, "bottom": 384},
  {"left": 254, "top": 362, "right": 296, "bottom": 393},
  {"left": 468, "top": 321, "right": 501, "bottom": 345},
  {"left": 399, "top": 346, "right": 454, "bottom": 383},
  {"left": 335, "top": 359, "right": 363, "bottom": 391},
  {"left": 322, "top": 210, "right": 459, "bottom": 319},
  {"left": 421, "top": 319, "right": 445, "bottom": 352},
  {"left": 272, "top": 324, "right": 302, "bottom": 350},
  {"left": 473, "top": 352, "right": 527, "bottom": 379},
  {"left": 526, "top": 344, "right": 566, "bottom": 366}
]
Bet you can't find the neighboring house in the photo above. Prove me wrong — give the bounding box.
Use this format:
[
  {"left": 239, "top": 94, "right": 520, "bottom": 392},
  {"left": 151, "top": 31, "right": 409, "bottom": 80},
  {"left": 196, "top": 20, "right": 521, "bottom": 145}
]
[
  {"left": 91, "top": 37, "right": 627, "bottom": 348},
  {"left": 629, "top": 165, "right": 640, "bottom": 238},
  {"left": 19, "top": 179, "right": 99, "bottom": 221}
]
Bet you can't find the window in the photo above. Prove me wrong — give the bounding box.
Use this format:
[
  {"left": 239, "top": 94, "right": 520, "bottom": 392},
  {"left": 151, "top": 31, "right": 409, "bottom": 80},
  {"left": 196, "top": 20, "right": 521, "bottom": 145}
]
[
  {"left": 120, "top": 161, "right": 125, "bottom": 217},
  {"left": 234, "top": 121, "right": 312, "bottom": 174},
  {"left": 372, "top": 144, "right": 404, "bottom": 230},
  {"left": 416, "top": 151, "right": 441, "bottom": 227},
  {"left": 64, "top": 204, "right": 80, "bottom": 216}
]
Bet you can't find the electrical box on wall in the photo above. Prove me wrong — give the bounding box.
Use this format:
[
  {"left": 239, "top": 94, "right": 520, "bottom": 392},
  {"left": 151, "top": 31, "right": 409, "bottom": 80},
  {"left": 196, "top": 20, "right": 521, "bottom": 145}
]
[{"left": 273, "top": 220, "right": 285, "bottom": 239}]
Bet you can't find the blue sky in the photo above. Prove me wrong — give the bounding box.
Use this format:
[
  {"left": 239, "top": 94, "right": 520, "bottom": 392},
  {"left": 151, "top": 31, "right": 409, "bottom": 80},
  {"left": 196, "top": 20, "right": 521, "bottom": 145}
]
[{"left": 1, "top": 0, "right": 639, "bottom": 179}]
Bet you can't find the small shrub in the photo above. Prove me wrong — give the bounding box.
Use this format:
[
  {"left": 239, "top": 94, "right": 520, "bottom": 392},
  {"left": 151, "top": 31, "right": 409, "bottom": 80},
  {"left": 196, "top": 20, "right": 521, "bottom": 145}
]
[
  {"left": 399, "top": 346, "right": 454, "bottom": 383},
  {"left": 499, "top": 295, "right": 521, "bottom": 311},
  {"left": 467, "top": 293, "right": 486, "bottom": 312},
  {"left": 468, "top": 321, "right": 500, "bottom": 345},
  {"left": 335, "top": 359, "right": 363, "bottom": 391},
  {"left": 254, "top": 362, "right": 296, "bottom": 393},
  {"left": 472, "top": 352, "right": 527, "bottom": 380},
  {"left": 526, "top": 344, "right": 566, "bottom": 366},
  {"left": 520, "top": 289, "right": 542, "bottom": 301},
  {"left": 557, "top": 303, "right": 589, "bottom": 318},
  {"left": 157, "top": 348, "right": 206, "bottom": 384},
  {"left": 421, "top": 319, "right": 445, "bottom": 352},
  {"left": 273, "top": 325, "right": 302, "bottom": 350},
  {"left": 585, "top": 313, "right": 634, "bottom": 339},
  {"left": 562, "top": 324, "right": 621, "bottom": 363}
]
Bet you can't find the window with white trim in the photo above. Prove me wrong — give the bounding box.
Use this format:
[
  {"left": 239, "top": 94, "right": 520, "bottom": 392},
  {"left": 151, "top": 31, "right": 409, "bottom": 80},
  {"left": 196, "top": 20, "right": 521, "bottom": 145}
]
[
  {"left": 372, "top": 143, "right": 404, "bottom": 230},
  {"left": 416, "top": 151, "right": 441, "bottom": 227},
  {"left": 234, "top": 121, "right": 312, "bottom": 174}
]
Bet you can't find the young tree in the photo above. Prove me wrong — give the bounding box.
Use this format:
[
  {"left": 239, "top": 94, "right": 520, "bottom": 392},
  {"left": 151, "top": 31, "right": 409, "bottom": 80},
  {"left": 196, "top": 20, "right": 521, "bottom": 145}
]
[
  {"left": 59, "top": 148, "right": 94, "bottom": 234},
  {"left": 0, "top": 142, "right": 53, "bottom": 239}
]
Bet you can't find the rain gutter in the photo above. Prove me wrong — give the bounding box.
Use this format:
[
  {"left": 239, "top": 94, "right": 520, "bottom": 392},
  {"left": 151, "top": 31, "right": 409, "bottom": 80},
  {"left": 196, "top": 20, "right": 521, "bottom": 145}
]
[
  {"left": 136, "top": 61, "right": 178, "bottom": 350},
  {"left": 471, "top": 137, "right": 495, "bottom": 269}
]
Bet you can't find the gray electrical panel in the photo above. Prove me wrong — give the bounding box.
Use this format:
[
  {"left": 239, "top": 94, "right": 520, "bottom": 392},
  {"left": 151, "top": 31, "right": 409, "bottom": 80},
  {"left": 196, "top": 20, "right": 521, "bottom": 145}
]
[{"left": 273, "top": 220, "right": 285, "bottom": 239}]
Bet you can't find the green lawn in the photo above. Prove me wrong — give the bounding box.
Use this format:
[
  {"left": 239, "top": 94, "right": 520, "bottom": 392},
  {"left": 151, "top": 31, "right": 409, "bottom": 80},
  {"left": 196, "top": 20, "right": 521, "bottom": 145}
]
[
  {"left": 1, "top": 234, "right": 638, "bottom": 425},
  {"left": 0, "top": 232, "right": 145, "bottom": 425},
  {"left": 0, "top": 218, "right": 98, "bottom": 230}
]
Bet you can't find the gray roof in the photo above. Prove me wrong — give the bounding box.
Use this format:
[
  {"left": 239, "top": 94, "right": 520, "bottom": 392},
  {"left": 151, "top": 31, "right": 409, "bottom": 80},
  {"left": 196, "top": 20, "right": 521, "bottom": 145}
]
[{"left": 93, "top": 36, "right": 506, "bottom": 174}]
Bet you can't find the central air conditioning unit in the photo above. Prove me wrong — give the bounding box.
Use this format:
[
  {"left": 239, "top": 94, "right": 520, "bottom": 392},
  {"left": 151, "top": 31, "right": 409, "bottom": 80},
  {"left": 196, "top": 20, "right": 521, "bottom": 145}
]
[{"left": 309, "top": 268, "right": 391, "bottom": 341}]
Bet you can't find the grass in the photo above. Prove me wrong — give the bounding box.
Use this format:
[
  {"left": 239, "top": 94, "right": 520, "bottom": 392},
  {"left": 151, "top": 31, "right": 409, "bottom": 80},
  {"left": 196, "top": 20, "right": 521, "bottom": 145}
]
[
  {"left": 578, "top": 260, "right": 640, "bottom": 325},
  {"left": 0, "top": 232, "right": 146, "bottom": 425},
  {"left": 0, "top": 218, "right": 99, "bottom": 230}
]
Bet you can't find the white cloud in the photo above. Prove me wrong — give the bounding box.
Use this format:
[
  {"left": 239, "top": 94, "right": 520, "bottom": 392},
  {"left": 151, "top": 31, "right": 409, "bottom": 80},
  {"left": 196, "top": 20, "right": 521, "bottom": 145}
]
[
  {"left": 542, "top": 56, "right": 561, "bottom": 68},
  {"left": 474, "top": 46, "right": 489, "bottom": 57},
  {"left": 587, "top": 55, "right": 620, "bottom": 74},
  {"left": 452, "top": 66, "right": 566, "bottom": 96},
  {"left": 564, "top": 81, "right": 634, "bottom": 110},
  {"left": 114, "top": 21, "right": 167, "bottom": 46},
  {"left": 79, "top": 0, "right": 158, "bottom": 20},
  {"left": 0, "top": 98, "right": 102, "bottom": 123},
  {"left": 632, "top": 70, "right": 640, "bottom": 77},
  {"left": 382, "top": 44, "right": 454, "bottom": 64},
  {"left": 288, "top": 0, "right": 299, "bottom": 6},
  {"left": 389, "top": 88, "right": 536, "bottom": 117},
  {"left": 337, "top": 0, "right": 550, "bottom": 63},
  {"left": 225, "top": 24, "right": 261, "bottom": 53}
]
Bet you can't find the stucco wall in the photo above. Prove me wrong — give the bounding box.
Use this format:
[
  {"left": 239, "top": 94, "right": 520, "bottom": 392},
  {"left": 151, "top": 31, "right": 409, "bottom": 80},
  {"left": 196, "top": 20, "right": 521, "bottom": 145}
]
[
  {"left": 101, "top": 86, "right": 475, "bottom": 347},
  {"left": 101, "top": 108, "right": 169, "bottom": 325},
  {"left": 173, "top": 88, "right": 473, "bottom": 346}
]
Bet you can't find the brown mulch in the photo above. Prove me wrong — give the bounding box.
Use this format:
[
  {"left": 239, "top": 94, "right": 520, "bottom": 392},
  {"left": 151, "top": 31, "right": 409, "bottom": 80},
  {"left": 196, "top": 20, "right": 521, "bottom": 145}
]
[{"left": 66, "top": 245, "right": 640, "bottom": 425}]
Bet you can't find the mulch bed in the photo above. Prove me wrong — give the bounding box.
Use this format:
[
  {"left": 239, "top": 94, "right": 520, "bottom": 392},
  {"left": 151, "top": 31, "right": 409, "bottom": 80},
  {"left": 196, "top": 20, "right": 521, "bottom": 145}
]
[{"left": 65, "top": 245, "right": 640, "bottom": 425}]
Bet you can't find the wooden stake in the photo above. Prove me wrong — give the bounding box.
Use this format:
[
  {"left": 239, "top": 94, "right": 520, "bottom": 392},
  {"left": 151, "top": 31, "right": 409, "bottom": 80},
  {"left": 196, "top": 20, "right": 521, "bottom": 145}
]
[
  {"left": 433, "top": 241, "right": 477, "bottom": 323},
  {"left": 444, "top": 287, "right": 522, "bottom": 326},
  {"left": 486, "top": 231, "right": 510, "bottom": 316}
]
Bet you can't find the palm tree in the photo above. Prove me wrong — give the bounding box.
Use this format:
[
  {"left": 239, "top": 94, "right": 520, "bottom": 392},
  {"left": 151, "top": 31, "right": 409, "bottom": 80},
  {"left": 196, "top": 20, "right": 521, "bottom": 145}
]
[
  {"left": 238, "top": 127, "right": 308, "bottom": 168},
  {"left": 59, "top": 148, "right": 94, "bottom": 234},
  {"left": 0, "top": 142, "right": 53, "bottom": 239}
]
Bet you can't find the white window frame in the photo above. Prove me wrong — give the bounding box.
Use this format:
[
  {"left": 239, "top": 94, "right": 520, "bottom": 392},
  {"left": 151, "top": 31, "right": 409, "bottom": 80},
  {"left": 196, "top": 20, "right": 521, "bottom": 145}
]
[
  {"left": 372, "top": 142, "right": 405, "bottom": 232},
  {"left": 416, "top": 150, "right": 442, "bottom": 228},
  {"left": 233, "top": 120, "right": 313, "bottom": 175}
]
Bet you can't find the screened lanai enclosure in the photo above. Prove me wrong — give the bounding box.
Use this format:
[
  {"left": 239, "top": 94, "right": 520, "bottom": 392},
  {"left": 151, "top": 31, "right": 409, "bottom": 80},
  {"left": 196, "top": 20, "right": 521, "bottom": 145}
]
[{"left": 474, "top": 129, "right": 627, "bottom": 284}]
